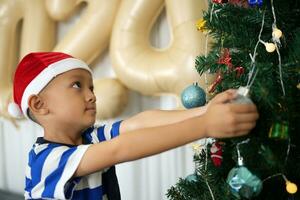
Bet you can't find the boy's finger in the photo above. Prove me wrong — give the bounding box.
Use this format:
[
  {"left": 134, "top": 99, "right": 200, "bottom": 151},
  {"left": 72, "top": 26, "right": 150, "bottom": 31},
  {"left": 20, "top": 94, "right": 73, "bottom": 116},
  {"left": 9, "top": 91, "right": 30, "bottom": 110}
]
[
  {"left": 235, "top": 113, "right": 259, "bottom": 123},
  {"left": 226, "top": 89, "right": 238, "bottom": 95},
  {"left": 233, "top": 122, "right": 257, "bottom": 135},
  {"left": 213, "top": 89, "right": 237, "bottom": 104},
  {"left": 230, "top": 104, "right": 257, "bottom": 113}
]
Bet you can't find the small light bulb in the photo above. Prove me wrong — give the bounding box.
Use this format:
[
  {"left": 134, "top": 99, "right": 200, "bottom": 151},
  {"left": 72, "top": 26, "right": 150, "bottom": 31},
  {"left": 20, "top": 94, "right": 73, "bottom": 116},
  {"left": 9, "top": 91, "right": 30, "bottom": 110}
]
[
  {"left": 265, "top": 42, "right": 276, "bottom": 53},
  {"left": 286, "top": 181, "right": 298, "bottom": 194},
  {"left": 272, "top": 28, "right": 282, "bottom": 39}
]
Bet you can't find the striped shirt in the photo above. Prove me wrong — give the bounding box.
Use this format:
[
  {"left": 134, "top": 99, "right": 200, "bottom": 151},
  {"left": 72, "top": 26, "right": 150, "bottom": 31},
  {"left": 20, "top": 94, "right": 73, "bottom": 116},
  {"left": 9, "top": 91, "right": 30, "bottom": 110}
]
[{"left": 25, "top": 121, "right": 122, "bottom": 200}]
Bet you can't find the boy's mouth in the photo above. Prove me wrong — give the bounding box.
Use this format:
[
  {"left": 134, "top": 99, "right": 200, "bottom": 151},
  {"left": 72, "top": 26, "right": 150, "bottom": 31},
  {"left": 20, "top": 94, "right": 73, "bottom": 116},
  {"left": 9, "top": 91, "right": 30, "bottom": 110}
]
[{"left": 85, "top": 106, "right": 96, "bottom": 112}]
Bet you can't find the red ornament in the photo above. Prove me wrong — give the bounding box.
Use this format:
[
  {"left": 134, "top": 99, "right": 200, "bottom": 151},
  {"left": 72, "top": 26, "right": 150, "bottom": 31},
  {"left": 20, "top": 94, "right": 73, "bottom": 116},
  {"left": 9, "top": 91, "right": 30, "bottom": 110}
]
[
  {"left": 234, "top": 66, "right": 245, "bottom": 78},
  {"left": 210, "top": 142, "right": 223, "bottom": 167},
  {"left": 218, "top": 48, "right": 233, "bottom": 69},
  {"left": 209, "top": 73, "right": 223, "bottom": 93}
]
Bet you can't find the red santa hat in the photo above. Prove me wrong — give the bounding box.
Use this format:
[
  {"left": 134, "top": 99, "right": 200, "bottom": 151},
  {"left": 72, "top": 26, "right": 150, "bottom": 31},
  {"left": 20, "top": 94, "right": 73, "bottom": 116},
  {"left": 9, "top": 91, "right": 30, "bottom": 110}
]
[{"left": 8, "top": 52, "right": 92, "bottom": 120}]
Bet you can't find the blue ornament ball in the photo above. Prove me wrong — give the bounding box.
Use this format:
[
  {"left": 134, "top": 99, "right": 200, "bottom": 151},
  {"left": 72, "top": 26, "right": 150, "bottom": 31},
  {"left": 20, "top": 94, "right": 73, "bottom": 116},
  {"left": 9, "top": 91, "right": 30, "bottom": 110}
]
[
  {"left": 181, "top": 83, "right": 206, "bottom": 109},
  {"left": 248, "top": 0, "right": 263, "bottom": 7},
  {"left": 226, "top": 166, "right": 263, "bottom": 199}
]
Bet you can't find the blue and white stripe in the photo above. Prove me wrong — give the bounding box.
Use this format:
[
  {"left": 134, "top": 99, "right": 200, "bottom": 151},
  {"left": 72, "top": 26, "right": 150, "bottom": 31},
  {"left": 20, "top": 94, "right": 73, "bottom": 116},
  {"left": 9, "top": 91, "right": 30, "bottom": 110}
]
[{"left": 25, "top": 120, "right": 122, "bottom": 200}]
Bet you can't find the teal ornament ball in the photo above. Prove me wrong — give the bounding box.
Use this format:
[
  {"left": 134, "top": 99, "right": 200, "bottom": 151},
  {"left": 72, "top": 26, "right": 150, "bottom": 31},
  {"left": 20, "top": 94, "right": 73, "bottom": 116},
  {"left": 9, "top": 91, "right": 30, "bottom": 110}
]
[
  {"left": 186, "top": 174, "right": 197, "bottom": 182},
  {"left": 226, "top": 166, "right": 263, "bottom": 199},
  {"left": 181, "top": 83, "right": 206, "bottom": 109}
]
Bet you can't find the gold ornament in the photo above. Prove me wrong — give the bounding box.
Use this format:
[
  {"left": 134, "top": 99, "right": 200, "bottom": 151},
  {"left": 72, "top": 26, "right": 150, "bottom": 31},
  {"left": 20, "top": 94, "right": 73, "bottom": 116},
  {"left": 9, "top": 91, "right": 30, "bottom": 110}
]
[
  {"left": 297, "top": 83, "right": 300, "bottom": 89},
  {"left": 264, "top": 42, "right": 276, "bottom": 53},
  {"left": 272, "top": 28, "right": 283, "bottom": 39},
  {"left": 286, "top": 181, "right": 298, "bottom": 194},
  {"left": 196, "top": 19, "right": 207, "bottom": 32}
]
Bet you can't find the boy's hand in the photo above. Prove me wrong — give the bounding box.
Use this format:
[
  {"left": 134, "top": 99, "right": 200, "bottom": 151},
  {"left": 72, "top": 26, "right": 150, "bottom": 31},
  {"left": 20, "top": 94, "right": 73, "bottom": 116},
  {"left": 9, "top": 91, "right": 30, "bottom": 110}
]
[{"left": 203, "top": 89, "right": 259, "bottom": 138}]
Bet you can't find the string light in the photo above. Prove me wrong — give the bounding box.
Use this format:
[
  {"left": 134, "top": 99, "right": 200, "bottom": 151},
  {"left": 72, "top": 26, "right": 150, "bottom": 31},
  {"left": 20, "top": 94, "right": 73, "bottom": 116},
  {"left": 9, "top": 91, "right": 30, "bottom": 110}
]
[
  {"left": 270, "top": 0, "right": 285, "bottom": 96},
  {"left": 246, "top": 10, "right": 266, "bottom": 88},
  {"left": 263, "top": 42, "right": 276, "bottom": 53},
  {"left": 272, "top": 28, "right": 282, "bottom": 40},
  {"left": 247, "top": 2, "right": 286, "bottom": 96},
  {"left": 263, "top": 173, "right": 298, "bottom": 194}
]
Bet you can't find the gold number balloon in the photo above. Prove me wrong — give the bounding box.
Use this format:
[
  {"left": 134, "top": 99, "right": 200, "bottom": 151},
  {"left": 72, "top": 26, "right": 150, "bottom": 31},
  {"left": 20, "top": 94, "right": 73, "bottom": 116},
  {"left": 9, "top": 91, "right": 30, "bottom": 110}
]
[
  {"left": 0, "top": 0, "right": 56, "bottom": 121},
  {"left": 47, "top": 0, "right": 120, "bottom": 64},
  {"left": 0, "top": 0, "right": 127, "bottom": 120},
  {"left": 110, "top": 0, "right": 212, "bottom": 97},
  {"left": 45, "top": 0, "right": 127, "bottom": 119}
]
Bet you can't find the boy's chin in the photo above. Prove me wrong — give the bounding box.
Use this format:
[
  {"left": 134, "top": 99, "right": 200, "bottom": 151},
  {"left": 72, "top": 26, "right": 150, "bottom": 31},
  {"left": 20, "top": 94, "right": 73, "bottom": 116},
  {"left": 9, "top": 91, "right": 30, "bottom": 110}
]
[{"left": 85, "top": 117, "right": 96, "bottom": 127}]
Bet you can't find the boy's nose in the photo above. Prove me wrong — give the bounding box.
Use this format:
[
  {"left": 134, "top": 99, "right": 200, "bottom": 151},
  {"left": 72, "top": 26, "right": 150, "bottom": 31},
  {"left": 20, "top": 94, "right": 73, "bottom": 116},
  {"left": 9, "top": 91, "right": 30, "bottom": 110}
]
[{"left": 86, "top": 91, "right": 96, "bottom": 103}]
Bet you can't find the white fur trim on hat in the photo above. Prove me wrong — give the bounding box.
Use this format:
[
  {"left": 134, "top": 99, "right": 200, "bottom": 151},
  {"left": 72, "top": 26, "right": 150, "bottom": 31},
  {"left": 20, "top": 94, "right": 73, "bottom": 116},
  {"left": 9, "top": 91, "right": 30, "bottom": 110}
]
[
  {"left": 21, "top": 58, "right": 92, "bottom": 119},
  {"left": 8, "top": 102, "right": 23, "bottom": 118}
]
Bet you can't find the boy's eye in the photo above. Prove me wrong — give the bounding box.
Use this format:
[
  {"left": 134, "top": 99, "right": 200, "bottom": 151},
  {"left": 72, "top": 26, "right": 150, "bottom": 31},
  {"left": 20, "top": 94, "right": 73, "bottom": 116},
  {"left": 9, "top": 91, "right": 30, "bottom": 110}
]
[
  {"left": 72, "top": 82, "right": 81, "bottom": 89},
  {"left": 90, "top": 85, "right": 94, "bottom": 92}
]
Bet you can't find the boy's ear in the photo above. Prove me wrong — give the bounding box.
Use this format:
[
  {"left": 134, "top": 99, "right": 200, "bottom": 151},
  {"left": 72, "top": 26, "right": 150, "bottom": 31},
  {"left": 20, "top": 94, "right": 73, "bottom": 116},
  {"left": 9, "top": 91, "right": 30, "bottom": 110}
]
[{"left": 28, "top": 95, "right": 49, "bottom": 115}]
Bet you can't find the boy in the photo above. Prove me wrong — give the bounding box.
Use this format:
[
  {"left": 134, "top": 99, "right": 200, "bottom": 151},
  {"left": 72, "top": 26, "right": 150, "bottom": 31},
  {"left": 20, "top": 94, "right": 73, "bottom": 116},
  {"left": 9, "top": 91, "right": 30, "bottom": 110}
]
[{"left": 8, "top": 52, "right": 258, "bottom": 200}]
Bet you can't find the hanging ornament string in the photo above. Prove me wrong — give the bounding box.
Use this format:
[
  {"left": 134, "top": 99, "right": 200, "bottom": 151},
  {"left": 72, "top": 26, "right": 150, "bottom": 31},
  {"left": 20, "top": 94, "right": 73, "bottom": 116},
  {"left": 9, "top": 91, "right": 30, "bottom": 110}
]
[
  {"left": 270, "top": 0, "right": 285, "bottom": 96},
  {"left": 246, "top": 10, "right": 266, "bottom": 89},
  {"left": 274, "top": 45, "right": 285, "bottom": 95},
  {"left": 284, "top": 138, "right": 291, "bottom": 166},
  {"left": 236, "top": 138, "right": 251, "bottom": 165}
]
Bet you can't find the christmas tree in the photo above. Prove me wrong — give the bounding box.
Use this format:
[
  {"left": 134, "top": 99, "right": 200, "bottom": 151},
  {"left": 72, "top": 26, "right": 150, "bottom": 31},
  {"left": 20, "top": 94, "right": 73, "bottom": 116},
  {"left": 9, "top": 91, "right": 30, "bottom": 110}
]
[{"left": 167, "top": 0, "right": 299, "bottom": 199}]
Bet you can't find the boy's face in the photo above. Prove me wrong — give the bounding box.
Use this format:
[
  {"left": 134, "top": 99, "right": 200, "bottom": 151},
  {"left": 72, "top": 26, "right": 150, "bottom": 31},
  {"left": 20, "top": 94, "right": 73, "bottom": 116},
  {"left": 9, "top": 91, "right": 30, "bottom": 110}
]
[{"left": 39, "top": 68, "right": 96, "bottom": 131}]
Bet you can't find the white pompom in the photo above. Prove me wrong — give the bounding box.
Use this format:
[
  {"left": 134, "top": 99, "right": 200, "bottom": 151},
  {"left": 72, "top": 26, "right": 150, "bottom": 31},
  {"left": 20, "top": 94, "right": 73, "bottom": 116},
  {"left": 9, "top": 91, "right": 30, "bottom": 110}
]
[{"left": 8, "top": 102, "right": 23, "bottom": 118}]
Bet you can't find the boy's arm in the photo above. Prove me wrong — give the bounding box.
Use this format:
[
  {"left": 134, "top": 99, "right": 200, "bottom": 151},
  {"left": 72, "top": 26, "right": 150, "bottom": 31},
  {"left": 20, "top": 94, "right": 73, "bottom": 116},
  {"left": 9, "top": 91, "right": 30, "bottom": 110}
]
[
  {"left": 75, "top": 115, "right": 207, "bottom": 177},
  {"left": 74, "top": 90, "right": 258, "bottom": 177},
  {"left": 120, "top": 105, "right": 208, "bottom": 133}
]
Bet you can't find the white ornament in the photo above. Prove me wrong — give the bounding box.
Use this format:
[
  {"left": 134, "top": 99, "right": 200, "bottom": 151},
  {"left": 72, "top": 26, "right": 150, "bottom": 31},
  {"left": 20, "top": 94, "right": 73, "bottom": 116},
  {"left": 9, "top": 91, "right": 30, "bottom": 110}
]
[
  {"left": 265, "top": 42, "right": 276, "bottom": 53},
  {"left": 8, "top": 102, "right": 23, "bottom": 118},
  {"left": 231, "top": 86, "right": 253, "bottom": 104}
]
